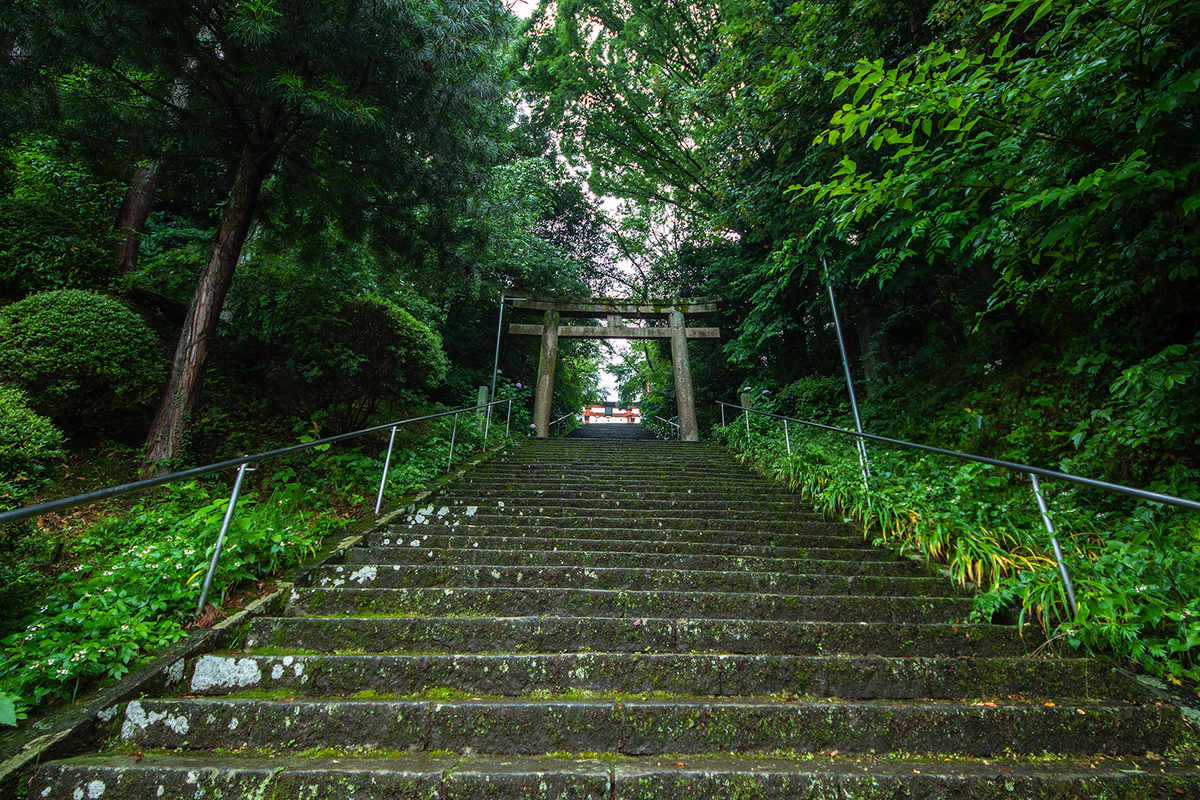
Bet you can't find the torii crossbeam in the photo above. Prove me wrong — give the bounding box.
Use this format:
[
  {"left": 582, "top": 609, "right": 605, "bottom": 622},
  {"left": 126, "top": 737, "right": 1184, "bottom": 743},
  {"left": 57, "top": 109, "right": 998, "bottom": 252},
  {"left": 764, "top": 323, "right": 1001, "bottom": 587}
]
[{"left": 508, "top": 297, "right": 721, "bottom": 441}]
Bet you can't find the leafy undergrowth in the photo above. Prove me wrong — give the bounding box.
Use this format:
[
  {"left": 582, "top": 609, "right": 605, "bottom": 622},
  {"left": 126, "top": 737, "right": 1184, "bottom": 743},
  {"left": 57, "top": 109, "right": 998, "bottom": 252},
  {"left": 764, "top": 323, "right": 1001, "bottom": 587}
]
[
  {"left": 0, "top": 407, "right": 519, "bottom": 728},
  {"left": 0, "top": 481, "right": 340, "bottom": 724},
  {"left": 716, "top": 419, "right": 1200, "bottom": 689}
]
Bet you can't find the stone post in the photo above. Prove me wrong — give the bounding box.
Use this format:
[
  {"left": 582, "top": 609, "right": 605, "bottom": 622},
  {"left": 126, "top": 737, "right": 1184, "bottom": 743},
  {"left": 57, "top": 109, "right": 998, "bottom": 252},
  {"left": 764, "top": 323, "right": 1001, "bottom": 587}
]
[
  {"left": 668, "top": 309, "right": 699, "bottom": 442},
  {"left": 476, "top": 385, "right": 489, "bottom": 429},
  {"left": 532, "top": 309, "right": 559, "bottom": 437}
]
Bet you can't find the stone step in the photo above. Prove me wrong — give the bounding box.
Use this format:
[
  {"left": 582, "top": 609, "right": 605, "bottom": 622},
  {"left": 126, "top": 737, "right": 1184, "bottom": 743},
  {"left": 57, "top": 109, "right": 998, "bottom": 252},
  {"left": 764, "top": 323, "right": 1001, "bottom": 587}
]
[
  {"left": 118, "top": 697, "right": 1184, "bottom": 756},
  {"left": 343, "top": 545, "right": 923, "bottom": 575},
  {"left": 245, "top": 616, "right": 1033, "bottom": 658},
  {"left": 302, "top": 563, "right": 951, "bottom": 597},
  {"left": 399, "top": 510, "right": 826, "bottom": 528},
  {"left": 372, "top": 526, "right": 863, "bottom": 549},
  {"left": 284, "top": 586, "right": 973, "bottom": 623},
  {"left": 347, "top": 534, "right": 907, "bottom": 562},
  {"left": 432, "top": 488, "right": 815, "bottom": 503},
  {"left": 34, "top": 754, "right": 1200, "bottom": 800},
  {"left": 419, "top": 505, "right": 827, "bottom": 522},
  {"left": 187, "top": 652, "right": 1140, "bottom": 701},
  {"left": 467, "top": 459, "right": 763, "bottom": 470},
  {"left": 446, "top": 481, "right": 789, "bottom": 496},
  {"left": 462, "top": 471, "right": 772, "bottom": 484}
]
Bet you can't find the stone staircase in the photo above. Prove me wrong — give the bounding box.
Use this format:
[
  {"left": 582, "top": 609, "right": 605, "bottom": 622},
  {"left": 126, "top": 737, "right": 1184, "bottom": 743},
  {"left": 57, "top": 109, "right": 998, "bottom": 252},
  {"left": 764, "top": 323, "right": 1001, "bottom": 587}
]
[
  {"left": 32, "top": 437, "right": 1200, "bottom": 797},
  {"left": 568, "top": 423, "right": 656, "bottom": 440}
]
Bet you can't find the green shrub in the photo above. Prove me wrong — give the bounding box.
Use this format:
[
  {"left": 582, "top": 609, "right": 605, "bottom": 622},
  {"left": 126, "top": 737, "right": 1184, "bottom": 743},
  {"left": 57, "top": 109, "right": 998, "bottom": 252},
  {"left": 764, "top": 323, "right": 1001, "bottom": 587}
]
[
  {"left": 0, "top": 197, "right": 111, "bottom": 298},
  {"left": 0, "top": 289, "right": 164, "bottom": 425},
  {"left": 0, "top": 384, "right": 66, "bottom": 511},
  {"left": 0, "top": 480, "right": 340, "bottom": 716},
  {"left": 777, "top": 375, "right": 849, "bottom": 423},
  {"left": 0, "top": 385, "right": 67, "bottom": 638},
  {"left": 272, "top": 295, "right": 449, "bottom": 432}
]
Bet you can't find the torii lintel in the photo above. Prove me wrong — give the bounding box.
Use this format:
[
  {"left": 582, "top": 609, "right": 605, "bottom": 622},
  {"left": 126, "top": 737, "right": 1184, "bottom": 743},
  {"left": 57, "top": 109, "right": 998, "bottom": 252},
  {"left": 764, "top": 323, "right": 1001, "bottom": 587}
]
[{"left": 507, "top": 297, "right": 721, "bottom": 442}]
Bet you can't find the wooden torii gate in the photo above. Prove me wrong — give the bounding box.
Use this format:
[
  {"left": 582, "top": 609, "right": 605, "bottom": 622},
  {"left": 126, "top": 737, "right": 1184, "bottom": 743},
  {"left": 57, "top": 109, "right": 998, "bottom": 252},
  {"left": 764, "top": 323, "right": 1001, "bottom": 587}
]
[{"left": 508, "top": 297, "right": 720, "bottom": 442}]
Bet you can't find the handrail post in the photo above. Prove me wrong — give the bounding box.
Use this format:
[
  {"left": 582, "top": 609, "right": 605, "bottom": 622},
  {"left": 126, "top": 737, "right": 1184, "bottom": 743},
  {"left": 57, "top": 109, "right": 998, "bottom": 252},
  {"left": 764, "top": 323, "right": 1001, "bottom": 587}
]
[
  {"left": 483, "top": 401, "right": 491, "bottom": 446},
  {"left": 374, "top": 426, "right": 398, "bottom": 515},
  {"left": 824, "top": 259, "right": 871, "bottom": 483},
  {"left": 1030, "top": 473, "right": 1078, "bottom": 619},
  {"left": 721, "top": 402, "right": 726, "bottom": 428},
  {"left": 784, "top": 419, "right": 791, "bottom": 455},
  {"left": 447, "top": 412, "right": 458, "bottom": 473},
  {"left": 506, "top": 398, "right": 512, "bottom": 437},
  {"left": 196, "top": 462, "right": 251, "bottom": 616}
]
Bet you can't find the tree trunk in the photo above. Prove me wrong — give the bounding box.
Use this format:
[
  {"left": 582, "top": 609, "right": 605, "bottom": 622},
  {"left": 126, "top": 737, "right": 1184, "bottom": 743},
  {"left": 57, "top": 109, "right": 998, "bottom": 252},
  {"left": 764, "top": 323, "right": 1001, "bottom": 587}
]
[
  {"left": 112, "top": 161, "right": 159, "bottom": 275},
  {"left": 140, "top": 142, "right": 276, "bottom": 477}
]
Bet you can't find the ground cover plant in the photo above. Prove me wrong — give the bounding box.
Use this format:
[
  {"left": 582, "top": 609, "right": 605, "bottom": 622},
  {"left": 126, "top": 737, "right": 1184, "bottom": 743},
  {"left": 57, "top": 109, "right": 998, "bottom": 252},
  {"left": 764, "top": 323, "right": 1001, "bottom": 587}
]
[{"left": 716, "top": 411, "right": 1200, "bottom": 688}]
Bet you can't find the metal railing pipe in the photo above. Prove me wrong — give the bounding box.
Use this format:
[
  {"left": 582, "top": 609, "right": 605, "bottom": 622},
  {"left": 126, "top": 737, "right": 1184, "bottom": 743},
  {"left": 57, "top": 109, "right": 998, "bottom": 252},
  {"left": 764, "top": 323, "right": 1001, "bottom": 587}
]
[
  {"left": 653, "top": 415, "right": 681, "bottom": 440},
  {"left": 0, "top": 399, "right": 518, "bottom": 527},
  {"left": 713, "top": 401, "right": 1200, "bottom": 512},
  {"left": 195, "top": 463, "right": 251, "bottom": 615},
  {"left": 447, "top": 413, "right": 459, "bottom": 473},
  {"left": 548, "top": 412, "right": 576, "bottom": 433},
  {"left": 374, "top": 426, "right": 399, "bottom": 515},
  {"left": 505, "top": 399, "right": 512, "bottom": 437},
  {"left": 0, "top": 397, "right": 519, "bottom": 619},
  {"left": 824, "top": 258, "right": 871, "bottom": 482},
  {"left": 1031, "top": 473, "right": 1079, "bottom": 618}
]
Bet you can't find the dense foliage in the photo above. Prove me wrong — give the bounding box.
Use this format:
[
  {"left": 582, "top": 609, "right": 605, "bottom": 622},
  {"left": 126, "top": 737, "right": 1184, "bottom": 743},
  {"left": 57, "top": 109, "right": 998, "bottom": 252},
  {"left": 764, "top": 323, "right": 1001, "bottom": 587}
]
[
  {"left": 0, "top": 197, "right": 108, "bottom": 297},
  {"left": 0, "top": 480, "right": 336, "bottom": 718},
  {"left": 718, "top": 414, "right": 1200, "bottom": 685},
  {"left": 0, "top": 289, "right": 163, "bottom": 425}
]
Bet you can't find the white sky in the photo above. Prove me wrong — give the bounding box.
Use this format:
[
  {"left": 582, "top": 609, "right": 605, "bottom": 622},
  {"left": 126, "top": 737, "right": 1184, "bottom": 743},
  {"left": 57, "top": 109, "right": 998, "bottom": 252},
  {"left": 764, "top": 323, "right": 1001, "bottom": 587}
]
[{"left": 507, "top": 0, "right": 536, "bottom": 19}]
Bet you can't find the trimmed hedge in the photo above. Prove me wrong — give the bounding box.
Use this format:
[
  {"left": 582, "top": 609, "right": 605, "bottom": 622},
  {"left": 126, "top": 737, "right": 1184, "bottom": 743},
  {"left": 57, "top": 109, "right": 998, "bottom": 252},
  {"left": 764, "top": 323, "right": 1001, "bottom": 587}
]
[
  {"left": 272, "top": 295, "right": 449, "bottom": 431},
  {"left": 0, "top": 289, "right": 163, "bottom": 424}
]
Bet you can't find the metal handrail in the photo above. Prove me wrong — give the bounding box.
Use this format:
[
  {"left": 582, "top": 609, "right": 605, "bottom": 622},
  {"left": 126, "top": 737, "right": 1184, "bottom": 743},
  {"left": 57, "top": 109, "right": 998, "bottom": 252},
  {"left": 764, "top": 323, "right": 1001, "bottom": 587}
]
[
  {"left": 715, "top": 402, "right": 1200, "bottom": 512},
  {"left": 652, "top": 415, "right": 681, "bottom": 441},
  {"left": 549, "top": 412, "right": 577, "bottom": 431},
  {"left": 0, "top": 397, "right": 516, "bottom": 614},
  {"left": 717, "top": 401, "right": 1200, "bottom": 619}
]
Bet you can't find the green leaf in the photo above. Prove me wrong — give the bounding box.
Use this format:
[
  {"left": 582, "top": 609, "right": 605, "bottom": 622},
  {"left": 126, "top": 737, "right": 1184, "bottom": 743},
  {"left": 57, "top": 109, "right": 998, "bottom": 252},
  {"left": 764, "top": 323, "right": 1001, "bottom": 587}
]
[
  {"left": 1028, "top": 0, "right": 1055, "bottom": 27},
  {"left": 0, "top": 696, "right": 17, "bottom": 727},
  {"left": 980, "top": 2, "right": 1011, "bottom": 22}
]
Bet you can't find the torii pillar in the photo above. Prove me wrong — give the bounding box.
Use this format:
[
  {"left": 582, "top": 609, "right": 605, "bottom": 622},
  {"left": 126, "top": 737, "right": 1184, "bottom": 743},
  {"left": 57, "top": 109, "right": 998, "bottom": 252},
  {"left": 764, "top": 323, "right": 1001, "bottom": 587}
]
[
  {"left": 531, "top": 309, "right": 559, "bottom": 437},
  {"left": 508, "top": 297, "right": 721, "bottom": 440},
  {"left": 668, "top": 308, "right": 699, "bottom": 441}
]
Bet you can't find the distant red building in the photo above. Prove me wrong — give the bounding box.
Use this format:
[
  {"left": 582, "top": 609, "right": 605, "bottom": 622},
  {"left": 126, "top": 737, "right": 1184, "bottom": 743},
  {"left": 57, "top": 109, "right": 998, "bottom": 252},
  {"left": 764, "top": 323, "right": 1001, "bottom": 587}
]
[{"left": 582, "top": 402, "right": 641, "bottom": 424}]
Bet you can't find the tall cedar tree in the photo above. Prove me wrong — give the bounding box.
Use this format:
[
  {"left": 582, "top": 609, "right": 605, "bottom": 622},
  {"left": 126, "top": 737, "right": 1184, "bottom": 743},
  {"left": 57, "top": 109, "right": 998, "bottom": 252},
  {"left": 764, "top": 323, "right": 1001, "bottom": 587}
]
[{"left": 16, "top": 0, "right": 511, "bottom": 475}]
